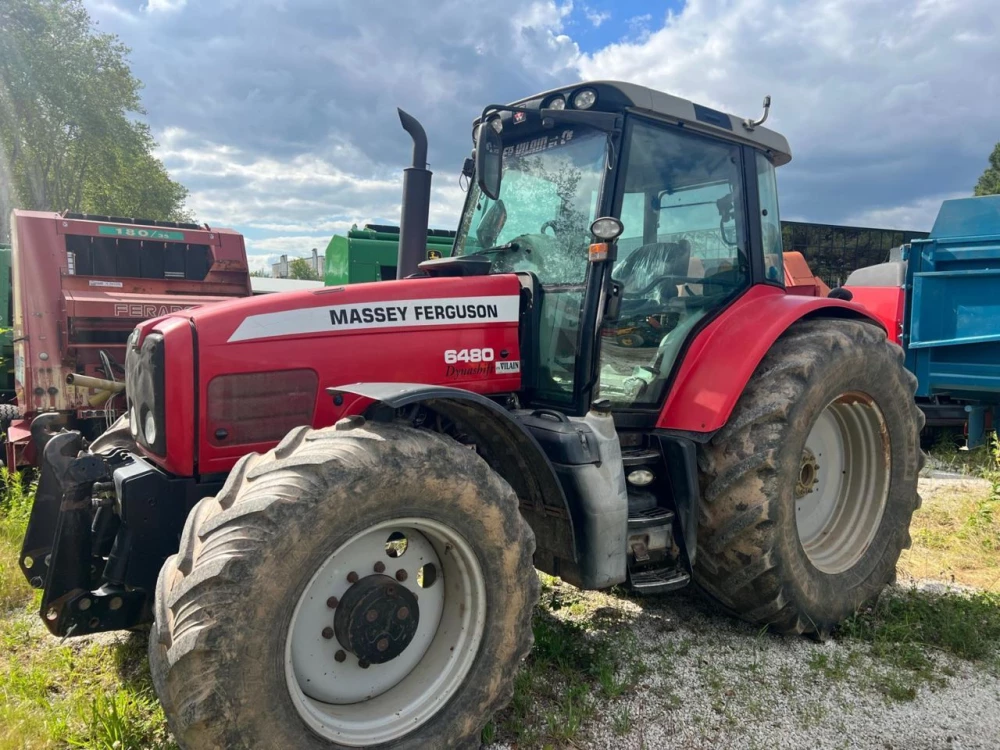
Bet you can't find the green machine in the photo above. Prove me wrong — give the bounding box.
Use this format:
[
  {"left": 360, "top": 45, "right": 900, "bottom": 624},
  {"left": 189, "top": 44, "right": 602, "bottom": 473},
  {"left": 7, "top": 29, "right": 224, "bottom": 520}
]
[
  {"left": 0, "top": 244, "right": 13, "bottom": 400},
  {"left": 324, "top": 224, "right": 456, "bottom": 285}
]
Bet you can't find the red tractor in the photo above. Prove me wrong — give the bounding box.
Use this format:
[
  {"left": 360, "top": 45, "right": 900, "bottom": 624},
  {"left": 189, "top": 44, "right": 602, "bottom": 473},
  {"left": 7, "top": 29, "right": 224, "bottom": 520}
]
[{"left": 20, "top": 82, "right": 922, "bottom": 749}]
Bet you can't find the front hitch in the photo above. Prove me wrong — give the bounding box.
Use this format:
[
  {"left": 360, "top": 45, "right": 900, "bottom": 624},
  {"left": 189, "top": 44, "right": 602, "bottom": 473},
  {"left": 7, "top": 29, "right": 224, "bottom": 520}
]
[
  {"left": 19, "top": 414, "right": 79, "bottom": 588},
  {"left": 20, "top": 414, "right": 145, "bottom": 636}
]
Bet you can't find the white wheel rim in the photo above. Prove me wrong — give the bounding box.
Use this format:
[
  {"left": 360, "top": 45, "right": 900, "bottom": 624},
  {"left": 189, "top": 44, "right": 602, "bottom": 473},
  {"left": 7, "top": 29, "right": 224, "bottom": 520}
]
[
  {"left": 795, "top": 392, "right": 891, "bottom": 574},
  {"left": 285, "top": 518, "right": 487, "bottom": 746}
]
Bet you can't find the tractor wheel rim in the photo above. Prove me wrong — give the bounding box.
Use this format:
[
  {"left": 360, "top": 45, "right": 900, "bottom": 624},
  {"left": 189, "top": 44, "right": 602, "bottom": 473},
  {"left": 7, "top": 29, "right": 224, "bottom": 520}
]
[
  {"left": 285, "top": 517, "right": 486, "bottom": 746},
  {"left": 795, "top": 392, "right": 891, "bottom": 574}
]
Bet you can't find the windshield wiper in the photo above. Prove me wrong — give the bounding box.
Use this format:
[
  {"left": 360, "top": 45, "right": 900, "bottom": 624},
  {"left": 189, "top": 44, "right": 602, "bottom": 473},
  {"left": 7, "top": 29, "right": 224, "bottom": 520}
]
[{"left": 472, "top": 241, "right": 529, "bottom": 257}]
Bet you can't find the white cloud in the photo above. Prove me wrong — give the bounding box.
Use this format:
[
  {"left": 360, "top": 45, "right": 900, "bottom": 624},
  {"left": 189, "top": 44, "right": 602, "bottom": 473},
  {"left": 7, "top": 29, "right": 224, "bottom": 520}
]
[
  {"left": 842, "top": 192, "right": 967, "bottom": 232},
  {"left": 626, "top": 13, "right": 653, "bottom": 39},
  {"left": 87, "top": 0, "right": 999, "bottom": 248},
  {"left": 584, "top": 6, "right": 610, "bottom": 27},
  {"left": 244, "top": 235, "right": 332, "bottom": 256},
  {"left": 577, "top": 0, "right": 999, "bottom": 224},
  {"left": 144, "top": 0, "right": 186, "bottom": 13}
]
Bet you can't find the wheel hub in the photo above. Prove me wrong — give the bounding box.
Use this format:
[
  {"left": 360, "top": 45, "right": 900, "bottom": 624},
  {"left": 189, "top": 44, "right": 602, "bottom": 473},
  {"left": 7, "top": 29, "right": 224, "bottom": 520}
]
[
  {"left": 334, "top": 574, "right": 420, "bottom": 664},
  {"left": 796, "top": 447, "right": 820, "bottom": 498}
]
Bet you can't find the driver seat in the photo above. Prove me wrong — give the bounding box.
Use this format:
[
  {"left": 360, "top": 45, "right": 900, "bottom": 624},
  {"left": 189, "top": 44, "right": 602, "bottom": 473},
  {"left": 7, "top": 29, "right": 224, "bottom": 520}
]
[{"left": 621, "top": 240, "right": 691, "bottom": 287}]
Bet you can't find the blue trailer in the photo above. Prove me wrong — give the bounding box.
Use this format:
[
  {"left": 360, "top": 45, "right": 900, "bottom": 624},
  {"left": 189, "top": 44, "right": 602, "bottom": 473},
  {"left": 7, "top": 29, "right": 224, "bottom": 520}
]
[{"left": 846, "top": 195, "right": 1000, "bottom": 447}]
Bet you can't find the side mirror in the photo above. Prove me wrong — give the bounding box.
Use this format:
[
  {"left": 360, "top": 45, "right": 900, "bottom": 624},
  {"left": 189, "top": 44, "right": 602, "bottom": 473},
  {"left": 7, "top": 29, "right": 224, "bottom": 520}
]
[{"left": 475, "top": 120, "right": 503, "bottom": 200}]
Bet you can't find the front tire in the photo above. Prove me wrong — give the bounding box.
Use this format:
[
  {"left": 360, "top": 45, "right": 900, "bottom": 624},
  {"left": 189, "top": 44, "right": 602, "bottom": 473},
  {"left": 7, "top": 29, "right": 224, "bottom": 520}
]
[
  {"left": 695, "top": 319, "right": 923, "bottom": 634},
  {"left": 149, "top": 419, "right": 537, "bottom": 749}
]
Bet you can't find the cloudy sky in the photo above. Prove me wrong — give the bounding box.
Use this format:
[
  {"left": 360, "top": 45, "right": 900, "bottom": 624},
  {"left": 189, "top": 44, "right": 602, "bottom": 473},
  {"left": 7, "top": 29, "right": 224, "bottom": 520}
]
[{"left": 85, "top": 0, "right": 999, "bottom": 272}]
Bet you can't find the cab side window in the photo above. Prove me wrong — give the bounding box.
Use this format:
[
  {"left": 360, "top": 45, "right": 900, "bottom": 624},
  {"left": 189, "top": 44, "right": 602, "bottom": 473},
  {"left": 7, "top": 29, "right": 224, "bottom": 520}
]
[{"left": 757, "top": 152, "right": 783, "bottom": 284}]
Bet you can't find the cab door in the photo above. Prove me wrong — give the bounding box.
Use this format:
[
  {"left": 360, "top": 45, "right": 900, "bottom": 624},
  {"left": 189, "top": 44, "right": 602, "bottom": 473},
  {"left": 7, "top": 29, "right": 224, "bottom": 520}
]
[{"left": 598, "top": 116, "right": 761, "bottom": 414}]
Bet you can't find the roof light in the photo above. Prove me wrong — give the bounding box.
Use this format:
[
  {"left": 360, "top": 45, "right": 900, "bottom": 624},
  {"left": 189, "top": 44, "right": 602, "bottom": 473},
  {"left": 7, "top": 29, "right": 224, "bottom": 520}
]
[
  {"left": 572, "top": 88, "right": 597, "bottom": 110},
  {"left": 491, "top": 118, "right": 503, "bottom": 133},
  {"left": 548, "top": 95, "right": 567, "bottom": 110}
]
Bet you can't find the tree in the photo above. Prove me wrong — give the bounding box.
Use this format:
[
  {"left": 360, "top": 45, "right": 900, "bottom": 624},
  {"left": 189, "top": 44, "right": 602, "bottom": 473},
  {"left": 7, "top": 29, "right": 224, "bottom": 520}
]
[
  {"left": 974, "top": 143, "right": 1000, "bottom": 197},
  {"left": 0, "top": 0, "right": 191, "bottom": 240},
  {"left": 288, "top": 258, "right": 320, "bottom": 280}
]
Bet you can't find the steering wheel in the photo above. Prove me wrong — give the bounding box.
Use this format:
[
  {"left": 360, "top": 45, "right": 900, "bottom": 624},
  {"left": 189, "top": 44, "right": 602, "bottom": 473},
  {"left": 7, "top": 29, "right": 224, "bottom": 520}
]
[{"left": 628, "top": 274, "right": 707, "bottom": 300}]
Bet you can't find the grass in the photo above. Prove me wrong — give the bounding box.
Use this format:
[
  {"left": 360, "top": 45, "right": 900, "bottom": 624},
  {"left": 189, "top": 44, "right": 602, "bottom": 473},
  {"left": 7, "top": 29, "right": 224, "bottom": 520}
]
[
  {"left": 0, "top": 470, "right": 173, "bottom": 750},
  {"left": 898, "top": 432, "right": 1000, "bottom": 588},
  {"left": 0, "top": 469, "right": 35, "bottom": 612},
  {"left": 484, "top": 573, "right": 649, "bottom": 746},
  {"left": 2, "top": 430, "right": 999, "bottom": 747}
]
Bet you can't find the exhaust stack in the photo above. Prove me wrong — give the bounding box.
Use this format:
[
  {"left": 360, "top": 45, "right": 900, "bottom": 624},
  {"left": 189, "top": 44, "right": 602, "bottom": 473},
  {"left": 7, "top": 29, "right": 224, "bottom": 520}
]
[{"left": 396, "top": 109, "right": 432, "bottom": 279}]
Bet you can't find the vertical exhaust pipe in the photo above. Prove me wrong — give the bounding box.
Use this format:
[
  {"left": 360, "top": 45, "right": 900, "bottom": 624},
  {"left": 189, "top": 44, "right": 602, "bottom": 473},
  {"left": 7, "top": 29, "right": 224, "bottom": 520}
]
[{"left": 396, "top": 109, "right": 432, "bottom": 279}]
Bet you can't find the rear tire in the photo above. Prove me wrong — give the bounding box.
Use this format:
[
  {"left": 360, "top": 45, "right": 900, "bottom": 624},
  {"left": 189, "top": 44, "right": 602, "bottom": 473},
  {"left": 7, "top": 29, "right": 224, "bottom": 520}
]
[
  {"left": 149, "top": 419, "right": 537, "bottom": 749},
  {"left": 695, "top": 319, "right": 923, "bottom": 634}
]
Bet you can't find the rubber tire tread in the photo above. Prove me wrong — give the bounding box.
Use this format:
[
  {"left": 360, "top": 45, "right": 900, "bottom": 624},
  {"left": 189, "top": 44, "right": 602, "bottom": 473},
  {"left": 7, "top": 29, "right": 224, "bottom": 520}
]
[
  {"left": 149, "top": 420, "right": 538, "bottom": 749},
  {"left": 694, "top": 318, "right": 925, "bottom": 635}
]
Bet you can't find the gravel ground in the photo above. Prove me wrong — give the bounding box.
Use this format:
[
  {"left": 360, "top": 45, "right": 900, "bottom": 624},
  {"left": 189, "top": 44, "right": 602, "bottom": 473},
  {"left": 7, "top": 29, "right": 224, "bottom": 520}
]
[{"left": 486, "top": 475, "right": 1000, "bottom": 750}]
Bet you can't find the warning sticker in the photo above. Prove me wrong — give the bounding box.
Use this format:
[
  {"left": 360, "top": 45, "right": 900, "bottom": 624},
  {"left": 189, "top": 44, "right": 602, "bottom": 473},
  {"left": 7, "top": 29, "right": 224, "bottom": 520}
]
[
  {"left": 89, "top": 280, "right": 124, "bottom": 288},
  {"left": 496, "top": 360, "right": 521, "bottom": 374}
]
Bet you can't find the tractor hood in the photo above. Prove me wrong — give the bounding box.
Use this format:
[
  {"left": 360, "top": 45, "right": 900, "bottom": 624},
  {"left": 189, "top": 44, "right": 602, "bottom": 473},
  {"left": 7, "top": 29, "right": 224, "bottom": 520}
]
[{"left": 138, "top": 274, "right": 527, "bottom": 476}]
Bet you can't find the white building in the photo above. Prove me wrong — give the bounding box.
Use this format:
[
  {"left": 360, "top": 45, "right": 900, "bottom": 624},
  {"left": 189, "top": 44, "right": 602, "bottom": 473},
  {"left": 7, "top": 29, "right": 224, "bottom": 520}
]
[{"left": 271, "top": 247, "right": 323, "bottom": 278}]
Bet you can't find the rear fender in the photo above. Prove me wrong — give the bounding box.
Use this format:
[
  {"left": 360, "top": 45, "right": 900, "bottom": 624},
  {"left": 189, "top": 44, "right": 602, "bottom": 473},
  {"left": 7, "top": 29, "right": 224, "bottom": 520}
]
[
  {"left": 331, "top": 383, "right": 577, "bottom": 567},
  {"left": 658, "top": 285, "right": 885, "bottom": 433}
]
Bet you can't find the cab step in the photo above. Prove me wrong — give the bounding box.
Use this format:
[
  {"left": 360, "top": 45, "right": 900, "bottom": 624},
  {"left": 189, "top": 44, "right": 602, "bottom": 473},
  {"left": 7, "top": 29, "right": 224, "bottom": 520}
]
[
  {"left": 628, "top": 567, "right": 691, "bottom": 594},
  {"left": 627, "top": 506, "right": 674, "bottom": 530}
]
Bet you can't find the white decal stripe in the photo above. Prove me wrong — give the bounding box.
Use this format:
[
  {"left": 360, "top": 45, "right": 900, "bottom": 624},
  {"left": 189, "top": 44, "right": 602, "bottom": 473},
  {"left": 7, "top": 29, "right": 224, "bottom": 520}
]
[{"left": 228, "top": 295, "right": 521, "bottom": 343}]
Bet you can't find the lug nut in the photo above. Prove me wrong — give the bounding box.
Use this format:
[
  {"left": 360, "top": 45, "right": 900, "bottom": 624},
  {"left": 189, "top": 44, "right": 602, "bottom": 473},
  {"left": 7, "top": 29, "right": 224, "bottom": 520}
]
[
  {"left": 358, "top": 659, "right": 370, "bottom": 669},
  {"left": 334, "top": 650, "right": 347, "bottom": 663},
  {"left": 322, "top": 627, "right": 334, "bottom": 640},
  {"left": 78, "top": 598, "right": 92, "bottom": 611},
  {"left": 377, "top": 638, "right": 389, "bottom": 652},
  {"left": 366, "top": 609, "right": 379, "bottom": 623},
  {"left": 347, "top": 571, "right": 359, "bottom": 584},
  {"left": 374, "top": 561, "right": 385, "bottom": 573},
  {"left": 326, "top": 596, "right": 339, "bottom": 609},
  {"left": 397, "top": 606, "right": 410, "bottom": 620},
  {"left": 395, "top": 569, "right": 408, "bottom": 582}
]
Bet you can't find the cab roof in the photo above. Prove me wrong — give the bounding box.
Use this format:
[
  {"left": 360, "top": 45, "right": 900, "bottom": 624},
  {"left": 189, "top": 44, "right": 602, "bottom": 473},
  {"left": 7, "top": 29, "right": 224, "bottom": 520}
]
[{"left": 508, "top": 80, "right": 792, "bottom": 166}]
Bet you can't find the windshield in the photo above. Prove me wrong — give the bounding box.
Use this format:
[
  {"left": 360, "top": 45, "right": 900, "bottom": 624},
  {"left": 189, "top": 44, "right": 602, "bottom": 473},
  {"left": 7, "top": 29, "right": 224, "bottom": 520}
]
[{"left": 453, "top": 127, "right": 609, "bottom": 284}]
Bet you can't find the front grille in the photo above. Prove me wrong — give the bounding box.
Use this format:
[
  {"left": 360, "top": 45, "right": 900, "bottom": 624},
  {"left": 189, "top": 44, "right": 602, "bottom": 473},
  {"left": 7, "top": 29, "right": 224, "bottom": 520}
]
[{"left": 207, "top": 370, "right": 318, "bottom": 447}]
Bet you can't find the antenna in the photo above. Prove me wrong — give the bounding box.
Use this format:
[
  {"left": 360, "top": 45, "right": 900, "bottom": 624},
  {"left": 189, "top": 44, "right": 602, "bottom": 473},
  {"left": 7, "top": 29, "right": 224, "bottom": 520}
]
[{"left": 742, "top": 95, "right": 771, "bottom": 131}]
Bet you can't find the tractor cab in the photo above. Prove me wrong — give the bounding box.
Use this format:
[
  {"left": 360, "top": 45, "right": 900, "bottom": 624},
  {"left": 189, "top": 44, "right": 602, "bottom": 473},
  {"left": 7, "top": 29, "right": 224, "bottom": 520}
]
[{"left": 449, "top": 82, "right": 789, "bottom": 417}]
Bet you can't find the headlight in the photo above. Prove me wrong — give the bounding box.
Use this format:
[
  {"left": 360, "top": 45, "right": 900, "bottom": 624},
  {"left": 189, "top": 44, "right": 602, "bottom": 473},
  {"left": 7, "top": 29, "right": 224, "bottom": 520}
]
[
  {"left": 572, "top": 88, "right": 597, "bottom": 110},
  {"left": 127, "top": 332, "right": 166, "bottom": 455},
  {"left": 144, "top": 409, "right": 157, "bottom": 445},
  {"left": 548, "top": 95, "right": 566, "bottom": 110}
]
